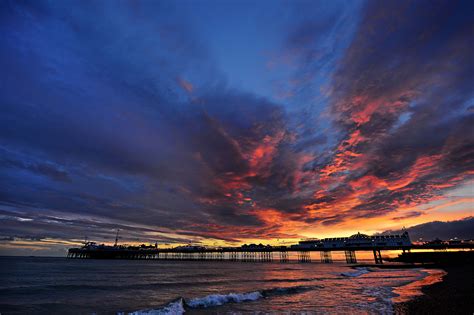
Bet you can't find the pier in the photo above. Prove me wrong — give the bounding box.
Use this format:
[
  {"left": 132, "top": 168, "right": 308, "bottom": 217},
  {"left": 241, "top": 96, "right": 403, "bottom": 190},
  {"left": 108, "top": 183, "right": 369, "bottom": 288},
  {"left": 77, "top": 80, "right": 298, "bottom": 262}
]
[{"left": 67, "top": 242, "right": 474, "bottom": 264}]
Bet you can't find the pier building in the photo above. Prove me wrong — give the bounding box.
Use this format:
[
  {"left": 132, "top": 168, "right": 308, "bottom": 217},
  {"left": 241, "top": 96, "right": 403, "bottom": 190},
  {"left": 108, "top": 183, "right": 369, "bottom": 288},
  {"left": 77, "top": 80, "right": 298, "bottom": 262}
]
[
  {"left": 294, "top": 231, "right": 411, "bottom": 249},
  {"left": 67, "top": 231, "right": 473, "bottom": 264}
]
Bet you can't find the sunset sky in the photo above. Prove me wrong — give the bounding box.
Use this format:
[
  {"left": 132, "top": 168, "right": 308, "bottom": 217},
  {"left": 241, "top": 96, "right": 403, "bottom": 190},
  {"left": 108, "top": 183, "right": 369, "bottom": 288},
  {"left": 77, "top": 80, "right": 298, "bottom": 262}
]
[{"left": 1, "top": 0, "right": 473, "bottom": 255}]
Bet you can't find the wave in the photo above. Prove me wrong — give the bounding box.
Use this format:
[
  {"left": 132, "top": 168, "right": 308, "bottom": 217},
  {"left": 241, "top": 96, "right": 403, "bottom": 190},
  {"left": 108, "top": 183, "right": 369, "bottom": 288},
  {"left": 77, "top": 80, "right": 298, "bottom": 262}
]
[
  {"left": 0, "top": 280, "right": 233, "bottom": 295},
  {"left": 127, "top": 284, "right": 323, "bottom": 314},
  {"left": 360, "top": 286, "right": 395, "bottom": 314},
  {"left": 261, "top": 285, "right": 322, "bottom": 297},
  {"left": 341, "top": 267, "right": 371, "bottom": 277},
  {"left": 128, "top": 298, "right": 185, "bottom": 315},
  {"left": 127, "top": 293, "right": 261, "bottom": 315},
  {"left": 264, "top": 277, "right": 319, "bottom": 283},
  {"left": 187, "top": 291, "right": 262, "bottom": 308},
  {"left": 1, "top": 276, "right": 323, "bottom": 297}
]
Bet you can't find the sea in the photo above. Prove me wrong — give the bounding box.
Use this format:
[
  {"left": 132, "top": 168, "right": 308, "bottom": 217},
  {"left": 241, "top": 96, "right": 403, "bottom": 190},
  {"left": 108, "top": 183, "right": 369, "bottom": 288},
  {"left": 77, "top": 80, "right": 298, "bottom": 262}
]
[{"left": 0, "top": 256, "right": 445, "bottom": 314}]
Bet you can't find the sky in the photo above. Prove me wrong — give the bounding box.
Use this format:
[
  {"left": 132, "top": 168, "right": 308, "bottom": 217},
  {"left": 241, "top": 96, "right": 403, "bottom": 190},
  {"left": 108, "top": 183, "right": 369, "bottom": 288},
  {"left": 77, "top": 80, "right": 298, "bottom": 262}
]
[{"left": 0, "top": 0, "right": 473, "bottom": 256}]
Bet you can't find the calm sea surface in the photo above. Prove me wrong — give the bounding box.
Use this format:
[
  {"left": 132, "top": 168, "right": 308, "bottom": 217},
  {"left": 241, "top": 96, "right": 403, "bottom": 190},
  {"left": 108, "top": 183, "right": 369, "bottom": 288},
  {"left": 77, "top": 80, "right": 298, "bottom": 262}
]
[{"left": 0, "top": 256, "right": 444, "bottom": 314}]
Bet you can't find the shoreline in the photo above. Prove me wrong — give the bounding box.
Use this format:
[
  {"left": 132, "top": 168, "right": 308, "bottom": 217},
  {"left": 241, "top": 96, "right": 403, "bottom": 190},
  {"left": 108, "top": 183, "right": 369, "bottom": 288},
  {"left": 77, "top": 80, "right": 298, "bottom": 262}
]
[{"left": 393, "top": 264, "right": 474, "bottom": 314}]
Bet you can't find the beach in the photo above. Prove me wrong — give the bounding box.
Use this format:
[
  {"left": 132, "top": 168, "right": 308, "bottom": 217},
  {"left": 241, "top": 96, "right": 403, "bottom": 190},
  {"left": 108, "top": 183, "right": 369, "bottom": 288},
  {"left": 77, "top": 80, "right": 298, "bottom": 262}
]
[{"left": 395, "top": 264, "right": 474, "bottom": 314}]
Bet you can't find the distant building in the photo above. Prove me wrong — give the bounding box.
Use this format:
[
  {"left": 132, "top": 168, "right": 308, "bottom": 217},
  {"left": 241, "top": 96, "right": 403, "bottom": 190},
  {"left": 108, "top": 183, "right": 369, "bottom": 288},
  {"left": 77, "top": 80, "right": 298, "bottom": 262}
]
[
  {"left": 293, "top": 231, "right": 411, "bottom": 249},
  {"left": 241, "top": 243, "right": 272, "bottom": 250},
  {"left": 174, "top": 245, "right": 206, "bottom": 251},
  {"left": 448, "top": 238, "right": 461, "bottom": 245}
]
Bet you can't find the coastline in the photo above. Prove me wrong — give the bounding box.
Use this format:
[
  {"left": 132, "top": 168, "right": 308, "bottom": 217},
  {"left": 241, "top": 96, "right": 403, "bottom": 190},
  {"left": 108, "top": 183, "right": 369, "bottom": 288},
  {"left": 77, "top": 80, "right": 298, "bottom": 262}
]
[{"left": 394, "top": 264, "right": 474, "bottom": 314}]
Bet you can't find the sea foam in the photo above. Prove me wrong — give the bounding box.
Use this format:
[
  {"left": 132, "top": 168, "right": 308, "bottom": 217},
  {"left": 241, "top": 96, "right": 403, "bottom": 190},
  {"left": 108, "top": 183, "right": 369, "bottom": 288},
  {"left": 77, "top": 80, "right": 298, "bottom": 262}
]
[
  {"left": 126, "top": 291, "right": 263, "bottom": 314},
  {"left": 361, "top": 286, "right": 395, "bottom": 314},
  {"left": 128, "top": 298, "right": 185, "bottom": 315},
  {"left": 341, "top": 267, "right": 371, "bottom": 277},
  {"left": 187, "top": 291, "right": 263, "bottom": 308},
  {"left": 126, "top": 284, "right": 321, "bottom": 314}
]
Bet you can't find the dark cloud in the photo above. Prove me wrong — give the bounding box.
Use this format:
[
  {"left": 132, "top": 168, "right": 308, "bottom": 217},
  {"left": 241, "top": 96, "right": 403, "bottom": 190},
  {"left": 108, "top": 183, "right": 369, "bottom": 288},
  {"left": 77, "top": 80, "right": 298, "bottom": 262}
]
[
  {"left": 392, "top": 211, "right": 423, "bottom": 221},
  {"left": 306, "top": 0, "right": 474, "bottom": 223},
  {"left": 0, "top": 0, "right": 297, "bottom": 244}
]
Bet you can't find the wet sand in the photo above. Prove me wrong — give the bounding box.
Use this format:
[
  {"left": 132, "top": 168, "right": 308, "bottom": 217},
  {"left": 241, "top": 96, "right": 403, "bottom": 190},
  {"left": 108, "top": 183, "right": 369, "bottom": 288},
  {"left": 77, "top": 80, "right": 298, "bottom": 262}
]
[{"left": 394, "top": 264, "right": 474, "bottom": 314}]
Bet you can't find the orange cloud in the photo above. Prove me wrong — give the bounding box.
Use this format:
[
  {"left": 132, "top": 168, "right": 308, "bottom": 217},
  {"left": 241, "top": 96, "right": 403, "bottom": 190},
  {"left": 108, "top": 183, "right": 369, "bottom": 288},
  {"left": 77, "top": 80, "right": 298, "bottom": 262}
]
[{"left": 176, "top": 77, "right": 194, "bottom": 93}]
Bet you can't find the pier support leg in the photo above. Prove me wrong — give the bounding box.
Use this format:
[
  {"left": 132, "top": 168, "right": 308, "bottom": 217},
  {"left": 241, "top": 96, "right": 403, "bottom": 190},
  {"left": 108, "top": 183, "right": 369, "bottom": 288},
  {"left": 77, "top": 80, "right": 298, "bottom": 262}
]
[
  {"left": 230, "top": 251, "right": 239, "bottom": 261},
  {"left": 373, "top": 249, "right": 383, "bottom": 264},
  {"left": 298, "top": 251, "right": 311, "bottom": 263},
  {"left": 320, "top": 251, "right": 332, "bottom": 263},
  {"left": 344, "top": 250, "right": 357, "bottom": 264},
  {"left": 258, "top": 252, "right": 271, "bottom": 262},
  {"left": 279, "top": 251, "right": 289, "bottom": 262}
]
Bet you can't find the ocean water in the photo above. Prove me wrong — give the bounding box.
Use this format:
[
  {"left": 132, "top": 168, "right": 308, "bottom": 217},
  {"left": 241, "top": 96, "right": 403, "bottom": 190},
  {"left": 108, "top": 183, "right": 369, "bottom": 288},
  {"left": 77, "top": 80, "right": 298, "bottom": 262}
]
[{"left": 0, "top": 256, "right": 444, "bottom": 314}]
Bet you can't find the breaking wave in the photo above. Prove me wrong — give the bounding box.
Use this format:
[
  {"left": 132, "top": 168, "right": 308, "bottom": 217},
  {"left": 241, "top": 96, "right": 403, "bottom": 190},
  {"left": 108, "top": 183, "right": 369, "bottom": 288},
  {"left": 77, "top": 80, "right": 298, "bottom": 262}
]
[
  {"left": 127, "top": 284, "right": 322, "bottom": 314},
  {"left": 360, "top": 286, "right": 395, "bottom": 314},
  {"left": 128, "top": 298, "right": 185, "bottom": 315},
  {"left": 187, "top": 291, "right": 262, "bottom": 308},
  {"left": 341, "top": 267, "right": 371, "bottom": 277}
]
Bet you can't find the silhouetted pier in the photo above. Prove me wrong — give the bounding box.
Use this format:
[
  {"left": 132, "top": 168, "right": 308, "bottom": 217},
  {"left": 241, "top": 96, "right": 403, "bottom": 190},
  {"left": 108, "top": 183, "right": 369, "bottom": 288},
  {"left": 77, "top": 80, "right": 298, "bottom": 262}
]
[{"left": 67, "top": 243, "right": 474, "bottom": 264}]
